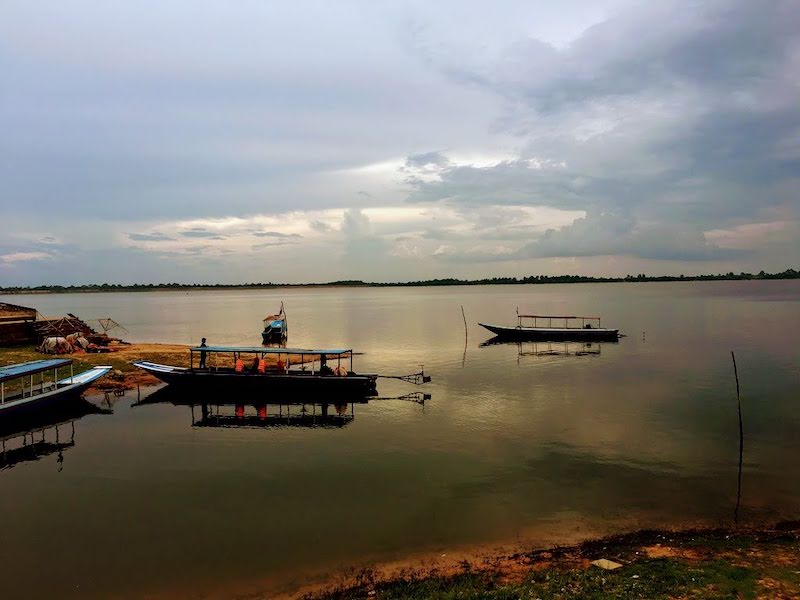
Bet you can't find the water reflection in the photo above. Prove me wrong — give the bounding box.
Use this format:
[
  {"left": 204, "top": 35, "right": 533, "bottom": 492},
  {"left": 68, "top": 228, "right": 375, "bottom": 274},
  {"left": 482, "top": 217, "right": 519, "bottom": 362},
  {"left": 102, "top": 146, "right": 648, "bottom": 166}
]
[
  {"left": 480, "top": 336, "right": 610, "bottom": 359},
  {"left": 134, "top": 385, "right": 429, "bottom": 430},
  {"left": 0, "top": 399, "right": 112, "bottom": 471}
]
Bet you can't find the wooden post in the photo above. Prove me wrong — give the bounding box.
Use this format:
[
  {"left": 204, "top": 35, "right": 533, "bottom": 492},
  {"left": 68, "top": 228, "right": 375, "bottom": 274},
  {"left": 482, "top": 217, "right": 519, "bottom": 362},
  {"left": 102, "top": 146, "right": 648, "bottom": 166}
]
[{"left": 732, "top": 350, "right": 743, "bottom": 524}]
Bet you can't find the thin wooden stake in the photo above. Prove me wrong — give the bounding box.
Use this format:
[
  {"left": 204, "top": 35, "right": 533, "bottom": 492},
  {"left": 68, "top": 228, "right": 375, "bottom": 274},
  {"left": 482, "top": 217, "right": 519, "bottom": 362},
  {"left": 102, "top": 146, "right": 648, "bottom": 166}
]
[
  {"left": 460, "top": 305, "right": 468, "bottom": 367},
  {"left": 732, "top": 350, "right": 743, "bottom": 524}
]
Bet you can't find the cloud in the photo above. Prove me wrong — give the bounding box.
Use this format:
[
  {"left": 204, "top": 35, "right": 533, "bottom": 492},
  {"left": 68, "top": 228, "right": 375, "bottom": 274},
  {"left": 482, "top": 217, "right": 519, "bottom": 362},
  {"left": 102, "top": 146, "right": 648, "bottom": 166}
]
[
  {"left": 128, "top": 232, "right": 176, "bottom": 241},
  {"left": 0, "top": 251, "right": 53, "bottom": 264},
  {"left": 309, "top": 220, "right": 333, "bottom": 233},
  {"left": 399, "top": 0, "right": 800, "bottom": 263},
  {"left": 513, "top": 213, "right": 748, "bottom": 262},
  {"left": 404, "top": 151, "right": 450, "bottom": 168},
  {"left": 179, "top": 228, "right": 226, "bottom": 240},
  {"left": 252, "top": 231, "right": 303, "bottom": 239}
]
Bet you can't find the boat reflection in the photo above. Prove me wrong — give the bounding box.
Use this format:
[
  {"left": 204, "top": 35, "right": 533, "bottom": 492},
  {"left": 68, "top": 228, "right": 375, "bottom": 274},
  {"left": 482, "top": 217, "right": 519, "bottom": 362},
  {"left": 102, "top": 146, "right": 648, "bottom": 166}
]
[
  {"left": 480, "top": 336, "right": 609, "bottom": 359},
  {"left": 193, "top": 401, "right": 355, "bottom": 429},
  {"left": 0, "top": 399, "right": 112, "bottom": 471},
  {"left": 134, "top": 386, "right": 428, "bottom": 430}
]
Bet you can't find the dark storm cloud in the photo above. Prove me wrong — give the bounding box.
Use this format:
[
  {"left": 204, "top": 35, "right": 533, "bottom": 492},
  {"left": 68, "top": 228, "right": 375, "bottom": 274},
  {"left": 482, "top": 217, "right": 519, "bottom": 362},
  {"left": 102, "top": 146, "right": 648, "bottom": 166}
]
[{"left": 405, "top": 0, "right": 800, "bottom": 261}]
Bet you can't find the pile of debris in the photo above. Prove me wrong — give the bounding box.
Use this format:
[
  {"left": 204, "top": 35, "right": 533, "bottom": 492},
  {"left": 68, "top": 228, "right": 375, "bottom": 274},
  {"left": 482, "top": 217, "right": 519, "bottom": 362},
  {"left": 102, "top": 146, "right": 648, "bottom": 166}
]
[
  {"left": 34, "top": 314, "right": 130, "bottom": 353},
  {"left": 0, "top": 301, "right": 131, "bottom": 351}
]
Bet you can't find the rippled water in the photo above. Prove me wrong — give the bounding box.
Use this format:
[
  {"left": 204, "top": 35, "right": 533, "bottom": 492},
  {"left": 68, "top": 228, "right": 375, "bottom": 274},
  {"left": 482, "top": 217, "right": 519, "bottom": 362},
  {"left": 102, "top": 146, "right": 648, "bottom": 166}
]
[{"left": 1, "top": 281, "right": 798, "bottom": 598}]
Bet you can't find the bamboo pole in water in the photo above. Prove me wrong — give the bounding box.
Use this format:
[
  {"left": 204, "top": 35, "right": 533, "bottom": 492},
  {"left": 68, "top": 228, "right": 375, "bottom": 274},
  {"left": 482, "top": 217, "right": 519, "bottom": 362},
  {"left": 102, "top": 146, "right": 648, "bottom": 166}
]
[
  {"left": 732, "top": 350, "right": 743, "bottom": 524},
  {"left": 460, "top": 305, "right": 468, "bottom": 368}
]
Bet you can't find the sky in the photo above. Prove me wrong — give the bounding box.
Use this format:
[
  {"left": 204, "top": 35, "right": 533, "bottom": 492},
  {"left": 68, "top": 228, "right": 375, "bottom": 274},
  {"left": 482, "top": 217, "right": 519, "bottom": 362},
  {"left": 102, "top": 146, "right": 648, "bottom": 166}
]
[{"left": 1, "top": 0, "right": 799, "bottom": 285}]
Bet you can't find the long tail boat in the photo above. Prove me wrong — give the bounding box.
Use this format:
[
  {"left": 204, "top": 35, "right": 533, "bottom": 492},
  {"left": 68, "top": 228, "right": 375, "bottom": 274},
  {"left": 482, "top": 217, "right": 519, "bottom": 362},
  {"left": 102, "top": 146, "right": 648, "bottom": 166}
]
[
  {"left": 134, "top": 345, "right": 379, "bottom": 397},
  {"left": 0, "top": 359, "right": 112, "bottom": 417},
  {"left": 479, "top": 313, "right": 619, "bottom": 342}
]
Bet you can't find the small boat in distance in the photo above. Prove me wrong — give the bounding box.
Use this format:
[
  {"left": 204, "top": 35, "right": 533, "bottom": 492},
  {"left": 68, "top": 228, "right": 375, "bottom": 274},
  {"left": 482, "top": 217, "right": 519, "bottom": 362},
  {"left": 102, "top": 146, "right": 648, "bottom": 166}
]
[
  {"left": 262, "top": 302, "right": 287, "bottom": 345},
  {"left": 479, "top": 313, "right": 619, "bottom": 342},
  {"left": 0, "top": 359, "right": 111, "bottom": 417}
]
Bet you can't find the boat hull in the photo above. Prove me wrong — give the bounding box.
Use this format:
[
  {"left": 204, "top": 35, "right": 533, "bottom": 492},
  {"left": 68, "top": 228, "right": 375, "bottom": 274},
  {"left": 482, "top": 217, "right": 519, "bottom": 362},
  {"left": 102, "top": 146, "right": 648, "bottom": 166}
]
[
  {"left": 0, "top": 366, "right": 112, "bottom": 418},
  {"left": 135, "top": 362, "right": 378, "bottom": 397},
  {"left": 479, "top": 323, "right": 619, "bottom": 342},
  {"left": 261, "top": 329, "right": 286, "bottom": 344}
]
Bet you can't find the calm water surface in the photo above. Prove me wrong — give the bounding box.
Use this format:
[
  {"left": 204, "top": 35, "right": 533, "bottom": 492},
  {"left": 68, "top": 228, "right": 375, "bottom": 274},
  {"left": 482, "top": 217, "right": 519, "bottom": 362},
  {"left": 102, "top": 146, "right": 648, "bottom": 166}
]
[{"left": 1, "top": 282, "right": 798, "bottom": 598}]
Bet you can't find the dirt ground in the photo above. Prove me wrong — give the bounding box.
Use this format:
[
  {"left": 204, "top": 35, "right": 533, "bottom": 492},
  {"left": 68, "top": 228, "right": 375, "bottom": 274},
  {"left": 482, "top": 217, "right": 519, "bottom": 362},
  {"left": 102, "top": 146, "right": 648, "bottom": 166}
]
[{"left": 288, "top": 522, "right": 800, "bottom": 600}]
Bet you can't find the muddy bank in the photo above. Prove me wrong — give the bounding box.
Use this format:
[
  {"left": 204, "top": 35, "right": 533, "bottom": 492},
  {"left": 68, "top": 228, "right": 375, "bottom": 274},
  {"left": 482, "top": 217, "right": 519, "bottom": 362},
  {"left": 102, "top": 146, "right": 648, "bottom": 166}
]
[{"left": 291, "top": 522, "right": 800, "bottom": 600}]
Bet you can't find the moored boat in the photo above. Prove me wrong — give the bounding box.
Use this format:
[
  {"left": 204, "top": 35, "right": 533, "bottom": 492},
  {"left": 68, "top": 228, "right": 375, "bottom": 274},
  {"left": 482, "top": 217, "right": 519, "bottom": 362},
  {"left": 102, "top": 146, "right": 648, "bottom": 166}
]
[
  {"left": 261, "top": 302, "right": 287, "bottom": 345},
  {"left": 0, "top": 359, "right": 112, "bottom": 417},
  {"left": 134, "top": 345, "right": 378, "bottom": 397},
  {"left": 479, "top": 314, "right": 619, "bottom": 342}
]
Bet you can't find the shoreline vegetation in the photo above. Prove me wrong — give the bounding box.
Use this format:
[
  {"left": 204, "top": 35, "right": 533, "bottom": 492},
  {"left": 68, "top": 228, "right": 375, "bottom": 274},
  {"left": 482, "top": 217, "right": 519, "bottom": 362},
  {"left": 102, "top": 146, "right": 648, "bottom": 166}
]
[
  {"left": 288, "top": 522, "right": 800, "bottom": 600},
  {"left": 0, "top": 268, "right": 797, "bottom": 295}
]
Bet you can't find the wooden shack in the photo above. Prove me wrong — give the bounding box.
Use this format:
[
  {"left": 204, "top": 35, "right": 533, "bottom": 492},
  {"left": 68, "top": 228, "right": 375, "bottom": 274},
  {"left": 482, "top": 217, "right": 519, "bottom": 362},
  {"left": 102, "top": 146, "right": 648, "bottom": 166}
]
[{"left": 0, "top": 302, "right": 38, "bottom": 346}]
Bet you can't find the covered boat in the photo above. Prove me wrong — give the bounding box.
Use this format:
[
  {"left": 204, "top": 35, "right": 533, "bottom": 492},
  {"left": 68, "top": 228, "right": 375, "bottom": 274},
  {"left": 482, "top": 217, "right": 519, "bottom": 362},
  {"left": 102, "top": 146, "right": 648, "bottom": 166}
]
[
  {"left": 134, "top": 345, "right": 378, "bottom": 397},
  {"left": 0, "top": 359, "right": 111, "bottom": 417},
  {"left": 479, "top": 314, "right": 619, "bottom": 342},
  {"left": 261, "top": 302, "right": 287, "bottom": 345}
]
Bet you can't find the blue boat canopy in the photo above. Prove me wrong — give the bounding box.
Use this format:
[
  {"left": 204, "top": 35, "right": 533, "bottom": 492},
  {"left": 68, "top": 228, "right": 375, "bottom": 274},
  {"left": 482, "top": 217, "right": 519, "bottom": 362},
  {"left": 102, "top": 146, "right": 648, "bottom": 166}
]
[
  {"left": 0, "top": 358, "right": 73, "bottom": 384},
  {"left": 190, "top": 346, "right": 352, "bottom": 355}
]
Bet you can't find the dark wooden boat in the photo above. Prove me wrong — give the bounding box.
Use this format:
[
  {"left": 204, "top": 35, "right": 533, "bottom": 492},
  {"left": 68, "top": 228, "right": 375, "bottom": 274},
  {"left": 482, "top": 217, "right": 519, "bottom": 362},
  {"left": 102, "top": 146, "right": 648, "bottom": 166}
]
[
  {"left": 480, "top": 314, "right": 619, "bottom": 342},
  {"left": 0, "top": 359, "right": 111, "bottom": 417},
  {"left": 261, "top": 302, "right": 287, "bottom": 345},
  {"left": 134, "top": 345, "right": 378, "bottom": 397}
]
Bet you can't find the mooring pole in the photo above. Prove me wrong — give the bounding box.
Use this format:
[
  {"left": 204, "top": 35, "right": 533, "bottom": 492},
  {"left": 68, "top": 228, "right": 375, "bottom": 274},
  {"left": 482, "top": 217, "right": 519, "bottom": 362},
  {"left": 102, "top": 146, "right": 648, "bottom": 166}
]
[{"left": 732, "top": 350, "right": 743, "bottom": 524}]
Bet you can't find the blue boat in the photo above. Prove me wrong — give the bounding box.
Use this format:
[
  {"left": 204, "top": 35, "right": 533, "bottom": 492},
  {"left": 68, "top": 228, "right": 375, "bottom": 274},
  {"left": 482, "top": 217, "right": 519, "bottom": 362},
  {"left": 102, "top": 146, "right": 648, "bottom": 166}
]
[
  {"left": 0, "top": 359, "right": 112, "bottom": 417},
  {"left": 261, "top": 302, "right": 287, "bottom": 345}
]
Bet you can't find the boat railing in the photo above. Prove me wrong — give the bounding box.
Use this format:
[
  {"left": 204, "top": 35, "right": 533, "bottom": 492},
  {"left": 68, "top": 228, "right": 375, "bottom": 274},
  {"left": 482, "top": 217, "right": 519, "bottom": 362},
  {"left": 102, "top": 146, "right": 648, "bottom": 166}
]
[
  {"left": 0, "top": 360, "right": 74, "bottom": 405},
  {"left": 189, "top": 346, "right": 355, "bottom": 374},
  {"left": 516, "top": 315, "right": 602, "bottom": 329}
]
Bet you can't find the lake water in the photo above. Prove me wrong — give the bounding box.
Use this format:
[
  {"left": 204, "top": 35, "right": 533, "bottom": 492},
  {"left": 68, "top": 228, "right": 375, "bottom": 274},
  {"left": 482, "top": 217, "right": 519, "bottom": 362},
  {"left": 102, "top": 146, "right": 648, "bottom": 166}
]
[{"left": 1, "top": 282, "right": 799, "bottom": 598}]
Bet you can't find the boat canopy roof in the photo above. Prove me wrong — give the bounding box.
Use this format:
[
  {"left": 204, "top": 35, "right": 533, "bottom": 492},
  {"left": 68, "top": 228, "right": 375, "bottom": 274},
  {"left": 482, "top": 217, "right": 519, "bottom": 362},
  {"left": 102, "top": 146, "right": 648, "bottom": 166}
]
[
  {"left": 190, "top": 346, "right": 352, "bottom": 356},
  {"left": 518, "top": 314, "right": 600, "bottom": 320},
  {"left": 0, "top": 358, "right": 73, "bottom": 384}
]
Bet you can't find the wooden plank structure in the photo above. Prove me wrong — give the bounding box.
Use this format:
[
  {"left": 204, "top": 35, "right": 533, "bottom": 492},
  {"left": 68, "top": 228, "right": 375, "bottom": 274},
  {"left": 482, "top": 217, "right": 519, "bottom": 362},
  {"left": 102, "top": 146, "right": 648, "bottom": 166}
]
[{"left": 0, "top": 302, "right": 38, "bottom": 346}]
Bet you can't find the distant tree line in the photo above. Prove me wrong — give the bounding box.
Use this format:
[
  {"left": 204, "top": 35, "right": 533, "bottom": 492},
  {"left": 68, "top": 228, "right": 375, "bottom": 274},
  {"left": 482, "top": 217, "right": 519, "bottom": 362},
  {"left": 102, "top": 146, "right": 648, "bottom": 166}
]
[{"left": 1, "top": 268, "right": 797, "bottom": 294}]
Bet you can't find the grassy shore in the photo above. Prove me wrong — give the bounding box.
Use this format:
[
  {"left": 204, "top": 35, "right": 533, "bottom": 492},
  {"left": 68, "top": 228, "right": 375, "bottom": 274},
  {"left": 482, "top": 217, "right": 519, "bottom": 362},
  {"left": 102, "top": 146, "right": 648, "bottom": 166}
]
[
  {"left": 294, "top": 523, "right": 800, "bottom": 600},
  {"left": 0, "top": 343, "right": 190, "bottom": 390}
]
